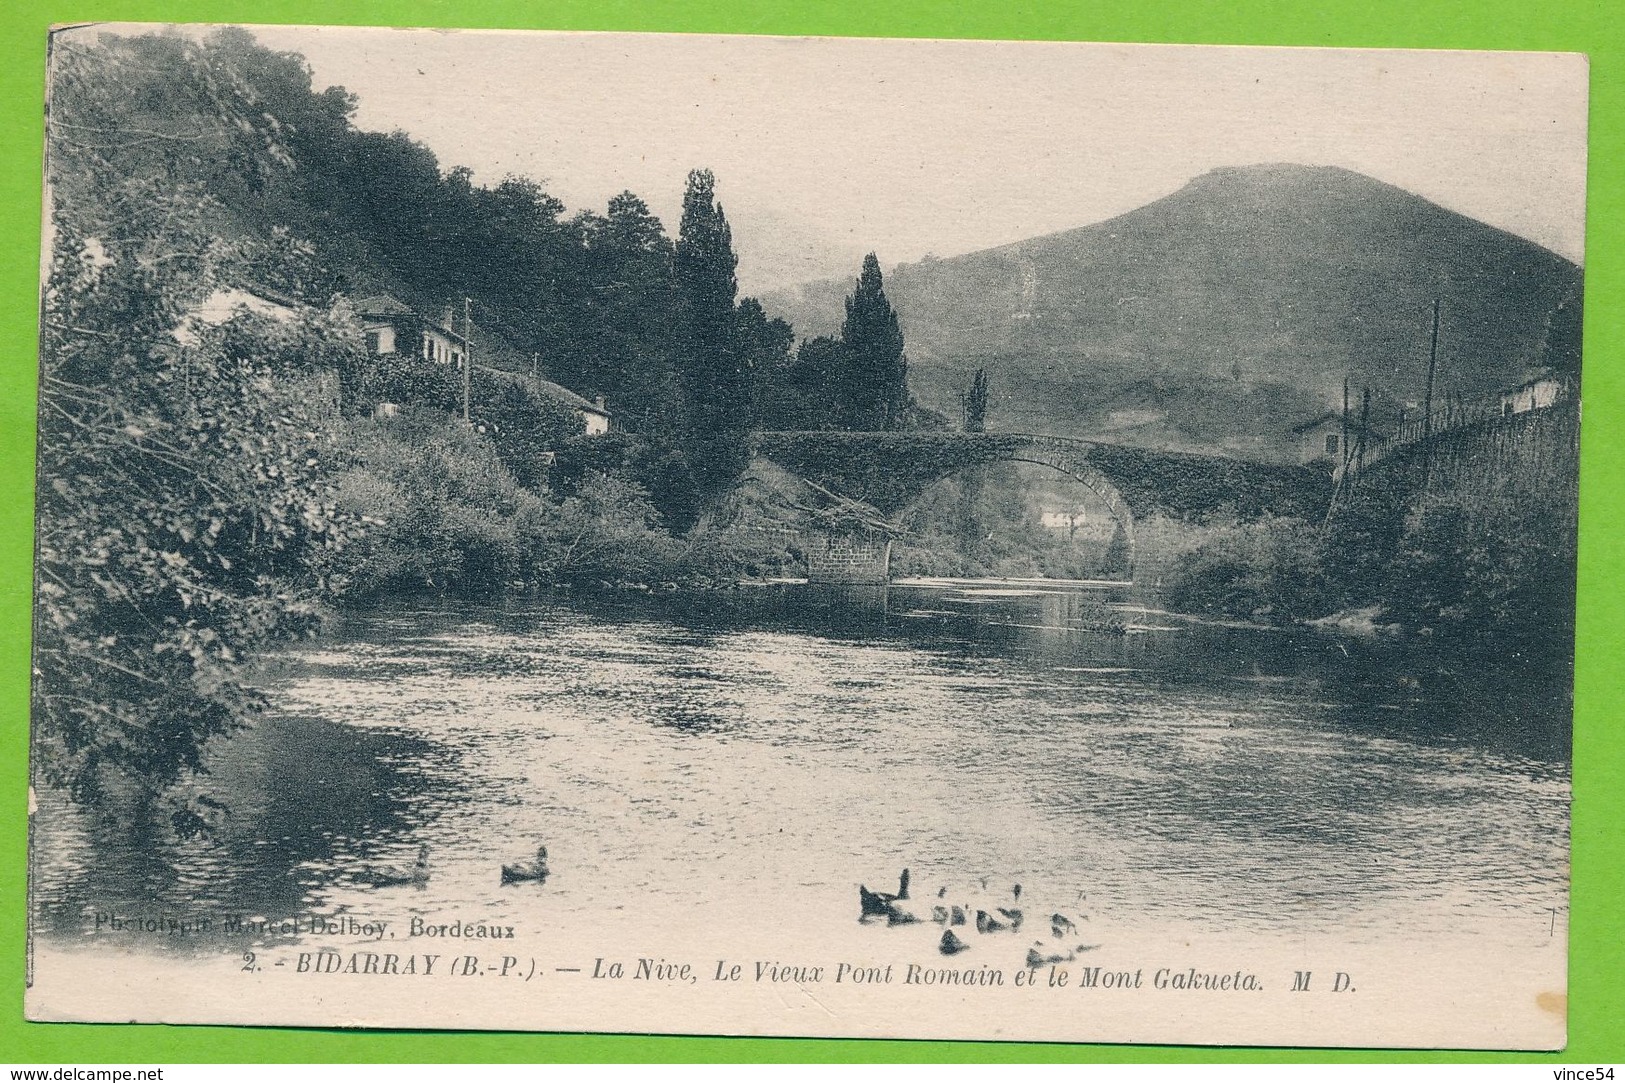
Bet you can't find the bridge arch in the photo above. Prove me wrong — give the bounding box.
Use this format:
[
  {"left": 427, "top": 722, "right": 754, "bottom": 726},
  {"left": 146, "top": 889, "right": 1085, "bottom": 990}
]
[
  {"left": 751, "top": 432, "right": 1145, "bottom": 580},
  {"left": 886, "top": 440, "right": 1139, "bottom": 577},
  {"left": 1000, "top": 437, "right": 1136, "bottom": 567}
]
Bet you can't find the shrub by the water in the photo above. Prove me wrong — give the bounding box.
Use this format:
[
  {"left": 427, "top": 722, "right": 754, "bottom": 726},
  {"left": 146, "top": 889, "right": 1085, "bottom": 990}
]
[
  {"left": 36, "top": 206, "right": 363, "bottom": 823},
  {"left": 1162, "top": 516, "right": 1334, "bottom": 623},
  {"left": 332, "top": 416, "right": 762, "bottom": 593},
  {"left": 332, "top": 409, "right": 550, "bottom": 595},
  {"left": 1381, "top": 492, "right": 1576, "bottom": 660},
  {"left": 528, "top": 470, "right": 681, "bottom": 583}
]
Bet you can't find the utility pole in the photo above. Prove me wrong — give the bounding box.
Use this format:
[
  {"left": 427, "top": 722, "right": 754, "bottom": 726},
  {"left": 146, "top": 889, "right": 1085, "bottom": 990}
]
[
  {"left": 1341, "top": 377, "right": 1350, "bottom": 472},
  {"left": 1423, "top": 298, "right": 1440, "bottom": 437},
  {"left": 1357, "top": 387, "right": 1371, "bottom": 469},
  {"left": 462, "top": 296, "right": 473, "bottom": 424}
]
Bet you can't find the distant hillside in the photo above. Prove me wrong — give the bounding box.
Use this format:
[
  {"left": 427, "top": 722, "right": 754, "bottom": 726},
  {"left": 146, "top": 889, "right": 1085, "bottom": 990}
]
[{"left": 764, "top": 165, "right": 1582, "bottom": 461}]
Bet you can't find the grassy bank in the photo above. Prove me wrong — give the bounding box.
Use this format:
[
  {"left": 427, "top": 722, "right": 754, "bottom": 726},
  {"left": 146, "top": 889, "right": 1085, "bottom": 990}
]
[{"left": 329, "top": 408, "right": 796, "bottom": 598}]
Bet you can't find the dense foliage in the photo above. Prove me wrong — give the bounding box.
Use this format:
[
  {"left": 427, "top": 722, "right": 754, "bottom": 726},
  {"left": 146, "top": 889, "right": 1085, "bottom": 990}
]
[
  {"left": 838, "top": 254, "right": 911, "bottom": 430},
  {"left": 1161, "top": 455, "right": 1576, "bottom": 662},
  {"left": 1382, "top": 494, "right": 1576, "bottom": 660},
  {"left": 754, "top": 255, "right": 919, "bottom": 432},
  {"left": 330, "top": 411, "right": 549, "bottom": 595},
  {"left": 36, "top": 35, "right": 368, "bottom": 821},
  {"left": 1162, "top": 516, "right": 1332, "bottom": 623},
  {"left": 667, "top": 169, "right": 755, "bottom": 527}
]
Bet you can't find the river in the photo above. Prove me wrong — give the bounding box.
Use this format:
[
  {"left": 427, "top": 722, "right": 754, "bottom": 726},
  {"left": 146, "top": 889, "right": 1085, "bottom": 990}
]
[{"left": 28, "top": 580, "right": 1572, "bottom": 1043}]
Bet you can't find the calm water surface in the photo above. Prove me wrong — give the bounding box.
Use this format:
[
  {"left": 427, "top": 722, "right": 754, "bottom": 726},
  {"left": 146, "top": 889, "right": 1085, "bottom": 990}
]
[{"left": 34, "top": 583, "right": 1571, "bottom": 967}]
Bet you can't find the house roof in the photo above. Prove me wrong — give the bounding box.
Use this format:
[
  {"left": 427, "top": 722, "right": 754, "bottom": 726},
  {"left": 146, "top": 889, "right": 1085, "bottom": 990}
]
[
  {"left": 353, "top": 293, "right": 470, "bottom": 344},
  {"left": 353, "top": 293, "right": 417, "bottom": 318},
  {"left": 476, "top": 364, "right": 610, "bottom": 417},
  {"left": 1290, "top": 411, "right": 1372, "bottom": 435},
  {"left": 532, "top": 376, "right": 609, "bottom": 416}
]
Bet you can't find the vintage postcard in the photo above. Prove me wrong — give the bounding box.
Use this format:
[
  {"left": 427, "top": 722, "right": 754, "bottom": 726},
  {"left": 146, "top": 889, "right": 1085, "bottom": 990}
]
[{"left": 26, "top": 25, "right": 1583, "bottom": 1048}]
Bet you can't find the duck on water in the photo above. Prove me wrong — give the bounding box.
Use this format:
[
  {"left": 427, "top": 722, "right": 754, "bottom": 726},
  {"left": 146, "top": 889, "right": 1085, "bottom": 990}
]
[
  {"left": 358, "top": 844, "right": 430, "bottom": 888},
  {"left": 860, "top": 871, "right": 1094, "bottom": 958},
  {"left": 858, "top": 868, "right": 912, "bottom": 922},
  {"left": 502, "top": 846, "right": 550, "bottom": 884}
]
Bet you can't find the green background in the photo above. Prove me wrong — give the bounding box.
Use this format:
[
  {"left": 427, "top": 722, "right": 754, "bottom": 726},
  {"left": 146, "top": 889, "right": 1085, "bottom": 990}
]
[{"left": 2, "top": 0, "right": 1619, "bottom": 1065}]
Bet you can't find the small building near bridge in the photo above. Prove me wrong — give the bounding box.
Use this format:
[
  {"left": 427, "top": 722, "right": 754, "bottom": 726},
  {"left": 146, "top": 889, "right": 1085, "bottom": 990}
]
[
  {"left": 352, "top": 293, "right": 611, "bottom": 434},
  {"left": 532, "top": 377, "right": 612, "bottom": 435},
  {"left": 1499, "top": 375, "right": 1566, "bottom": 417},
  {"left": 1291, "top": 412, "right": 1353, "bottom": 466},
  {"left": 1289, "top": 410, "right": 1381, "bottom": 470}
]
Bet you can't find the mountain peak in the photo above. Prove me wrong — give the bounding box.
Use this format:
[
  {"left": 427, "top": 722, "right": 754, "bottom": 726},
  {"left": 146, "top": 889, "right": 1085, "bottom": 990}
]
[
  {"left": 1192, "top": 161, "right": 1364, "bottom": 182},
  {"left": 1179, "top": 162, "right": 1424, "bottom": 204},
  {"left": 763, "top": 166, "right": 1581, "bottom": 462}
]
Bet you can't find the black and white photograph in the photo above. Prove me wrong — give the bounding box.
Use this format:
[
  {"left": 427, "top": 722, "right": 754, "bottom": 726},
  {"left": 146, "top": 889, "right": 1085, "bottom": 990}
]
[{"left": 26, "top": 25, "right": 1583, "bottom": 1048}]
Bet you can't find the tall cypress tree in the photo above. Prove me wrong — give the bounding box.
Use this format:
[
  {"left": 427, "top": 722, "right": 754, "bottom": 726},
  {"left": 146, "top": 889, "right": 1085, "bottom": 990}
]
[
  {"left": 961, "top": 368, "right": 990, "bottom": 432},
  {"left": 840, "top": 253, "right": 909, "bottom": 430},
  {"left": 579, "top": 191, "right": 679, "bottom": 434},
  {"left": 673, "top": 168, "right": 750, "bottom": 521}
]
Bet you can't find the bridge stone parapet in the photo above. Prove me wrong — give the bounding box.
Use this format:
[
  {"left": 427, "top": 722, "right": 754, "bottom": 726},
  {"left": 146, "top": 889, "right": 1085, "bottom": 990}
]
[
  {"left": 750, "top": 429, "right": 1332, "bottom": 586},
  {"left": 751, "top": 430, "right": 1328, "bottom": 521},
  {"left": 752, "top": 431, "right": 1038, "bottom": 515}
]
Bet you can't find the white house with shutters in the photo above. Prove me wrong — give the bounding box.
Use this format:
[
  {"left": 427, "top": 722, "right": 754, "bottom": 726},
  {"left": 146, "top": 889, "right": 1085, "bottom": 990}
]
[
  {"left": 353, "top": 293, "right": 611, "bottom": 433},
  {"left": 354, "top": 294, "right": 469, "bottom": 368}
]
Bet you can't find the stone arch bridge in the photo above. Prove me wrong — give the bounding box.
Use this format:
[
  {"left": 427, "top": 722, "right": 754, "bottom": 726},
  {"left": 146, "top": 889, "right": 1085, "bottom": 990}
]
[{"left": 749, "top": 431, "right": 1330, "bottom": 584}]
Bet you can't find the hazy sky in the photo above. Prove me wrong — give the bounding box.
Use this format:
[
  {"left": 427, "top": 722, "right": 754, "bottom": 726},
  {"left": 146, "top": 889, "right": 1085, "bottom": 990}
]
[{"left": 196, "top": 27, "right": 1587, "bottom": 293}]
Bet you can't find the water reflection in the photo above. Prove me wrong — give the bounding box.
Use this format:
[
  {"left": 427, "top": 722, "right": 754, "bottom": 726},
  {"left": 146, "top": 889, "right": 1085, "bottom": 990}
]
[
  {"left": 35, "top": 715, "right": 446, "bottom": 947},
  {"left": 32, "top": 581, "right": 1570, "bottom": 963},
  {"left": 555, "top": 582, "right": 1570, "bottom": 762}
]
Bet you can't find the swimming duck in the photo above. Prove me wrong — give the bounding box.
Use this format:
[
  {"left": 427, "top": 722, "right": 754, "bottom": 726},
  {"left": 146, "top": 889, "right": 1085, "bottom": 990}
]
[
  {"left": 501, "top": 845, "right": 550, "bottom": 884},
  {"left": 360, "top": 844, "right": 429, "bottom": 887},
  {"left": 975, "top": 909, "right": 1008, "bottom": 934},
  {"left": 995, "top": 884, "right": 1024, "bottom": 930},
  {"left": 1027, "top": 942, "right": 1074, "bottom": 967},
  {"left": 858, "top": 868, "right": 911, "bottom": 920}
]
